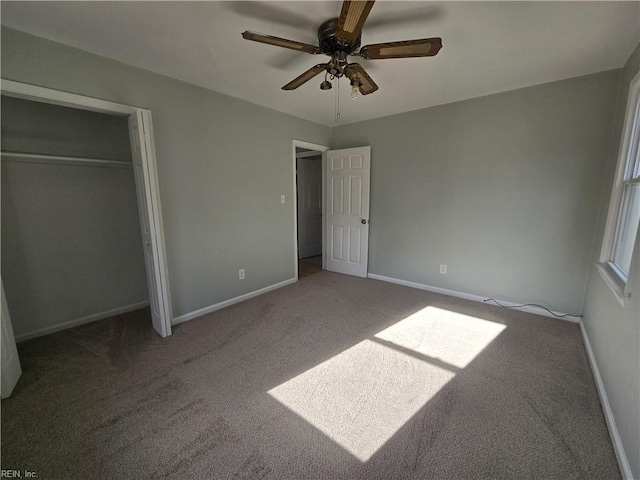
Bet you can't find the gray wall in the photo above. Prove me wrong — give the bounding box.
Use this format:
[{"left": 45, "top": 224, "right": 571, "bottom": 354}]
[
  {"left": 1, "top": 96, "right": 148, "bottom": 339},
  {"left": 1, "top": 95, "right": 132, "bottom": 161},
  {"left": 1, "top": 27, "right": 331, "bottom": 319},
  {"left": 582, "top": 43, "right": 640, "bottom": 479},
  {"left": 332, "top": 70, "right": 621, "bottom": 315}
]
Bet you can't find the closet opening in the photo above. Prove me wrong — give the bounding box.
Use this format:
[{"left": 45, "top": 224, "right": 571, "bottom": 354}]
[
  {"left": 292, "top": 140, "right": 329, "bottom": 280},
  {"left": 0, "top": 81, "right": 172, "bottom": 346}
]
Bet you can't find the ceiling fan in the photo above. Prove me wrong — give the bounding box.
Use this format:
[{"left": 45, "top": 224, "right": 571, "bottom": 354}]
[{"left": 241, "top": 0, "right": 442, "bottom": 98}]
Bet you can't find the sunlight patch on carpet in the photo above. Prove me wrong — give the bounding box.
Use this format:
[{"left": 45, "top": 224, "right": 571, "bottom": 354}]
[
  {"left": 268, "top": 307, "right": 505, "bottom": 461},
  {"left": 375, "top": 306, "right": 506, "bottom": 368},
  {"left": 269, "top": 339, "right": 454, "bottom": 461}
]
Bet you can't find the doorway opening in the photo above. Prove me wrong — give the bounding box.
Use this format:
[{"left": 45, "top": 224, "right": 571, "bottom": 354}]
[
  {"left": 292, "top": 140, "right": 329, "bottom": 280},
  {"left": 1, "top": 80, "right": 172, "bottom": 341}
]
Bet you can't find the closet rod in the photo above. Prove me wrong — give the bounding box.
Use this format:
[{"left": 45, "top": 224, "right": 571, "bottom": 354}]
[{"left": 1, "top": 151, "right": 133, "bottom": 169}]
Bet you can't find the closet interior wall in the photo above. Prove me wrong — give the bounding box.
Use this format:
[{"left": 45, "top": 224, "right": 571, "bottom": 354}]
[{"left": 1, "top": 95, "right": 149, "bottom": 341}]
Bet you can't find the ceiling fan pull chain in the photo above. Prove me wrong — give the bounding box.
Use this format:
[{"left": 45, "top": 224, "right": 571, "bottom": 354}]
[{"left": 335, "top": 77, "right": 341, "bottom": 123}]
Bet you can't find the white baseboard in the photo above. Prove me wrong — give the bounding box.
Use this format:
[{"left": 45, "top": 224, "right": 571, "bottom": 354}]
[
  {"left": 15, "top": 300, "right": 150, "bottom": 342},
  {"left": 579, "top": 320, "right": 632, "bottom": 479},
  {"left": 367, "top": 273, "right": 579, "bottom": 322},
  {"left": 173, "top": 277, "right": 297, "bottom": 325}
]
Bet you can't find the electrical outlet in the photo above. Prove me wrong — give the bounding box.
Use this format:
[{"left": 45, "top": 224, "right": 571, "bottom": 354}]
[
  {"left": 239, "top": 268, "right": 245, "bottom": 280},
  {"left": 440, "top": 264, "right": 447, "bottom": 274},
  {"left": 280, "top": 195, "right": 286, "bottom": 204}
]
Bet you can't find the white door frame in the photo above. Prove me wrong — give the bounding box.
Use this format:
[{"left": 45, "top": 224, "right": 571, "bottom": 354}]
[
  {"left": 292, "top": 140, "right": 330, "bottom": 279},
  {"left": 1, "top": 79, "right": 173, "bottom": 337}
]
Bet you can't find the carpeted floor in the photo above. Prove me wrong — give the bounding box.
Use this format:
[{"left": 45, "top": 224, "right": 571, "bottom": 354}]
[{"left": 1, "top": 271, "right": 620, "bottom": 479}]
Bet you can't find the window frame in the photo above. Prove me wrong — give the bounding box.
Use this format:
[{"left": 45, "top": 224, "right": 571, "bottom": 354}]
[{"left": 598, "top": 71, "right": 640, "bottom": 305}]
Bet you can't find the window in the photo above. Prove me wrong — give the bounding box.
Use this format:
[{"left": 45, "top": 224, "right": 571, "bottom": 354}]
[{"left": 599, "top": 72, "right": 640, "bottom": 303}]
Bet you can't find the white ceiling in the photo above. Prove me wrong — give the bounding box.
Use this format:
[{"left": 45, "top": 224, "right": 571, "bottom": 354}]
[{"left": 2, "top": 1, "right": 639, "bottom": 126}]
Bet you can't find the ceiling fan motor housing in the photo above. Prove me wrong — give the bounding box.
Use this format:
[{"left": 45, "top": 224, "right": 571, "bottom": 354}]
[{"left": 318, "top": 18, "right": 361, "bottom": 55}]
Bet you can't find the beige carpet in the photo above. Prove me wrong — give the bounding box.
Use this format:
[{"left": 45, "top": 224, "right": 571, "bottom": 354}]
[{"left": 1, "top": 271, "right": 620, "bottom": 479}]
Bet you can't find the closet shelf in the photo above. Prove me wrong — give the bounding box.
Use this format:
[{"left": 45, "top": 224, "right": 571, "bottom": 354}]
[{"left": 1, "top": 151, "right": 133, "bottom": 169}]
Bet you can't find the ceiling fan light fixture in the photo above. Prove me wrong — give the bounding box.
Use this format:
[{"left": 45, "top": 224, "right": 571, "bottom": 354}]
[
  {"left": 328, "top": 52, "right": 345, "bottom": 77},
  {"left": 350, "top": 80, "right": 361, "bottom": 99}
]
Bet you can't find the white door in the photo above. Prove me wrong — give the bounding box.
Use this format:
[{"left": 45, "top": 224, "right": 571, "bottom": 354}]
[
  {"left": 1, "top": 279, "right": 22, "bottom": 398},
  {"left": 297, "top": 157, "right": 323, "bottom": 259},
  {"left": 128, "top": 112, "right": 171, "bottom": 337},
  {"left": 325, "top": 146, "right": 371, "bottom": 277}
]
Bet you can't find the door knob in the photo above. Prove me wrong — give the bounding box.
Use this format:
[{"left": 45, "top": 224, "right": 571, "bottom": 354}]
[{"left": 361, "top": 219, "right": 368, "bottom": 224}]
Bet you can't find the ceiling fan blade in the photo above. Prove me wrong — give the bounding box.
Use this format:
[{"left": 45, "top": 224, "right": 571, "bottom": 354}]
[
  {"left": 335, "top": 1, "right": 376, "bottom": 44},
  {"left": 282, "top": 64, "right": 328, "bottom": 90},
  {"left": 344, "top": 63, "right": 378, "bottom": 95},
  {"left": 360, "top": 38, "right": 442, "bottom": 59},
  {"left": 242, "top": 31, "right": 321, "bottom": 54}
]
